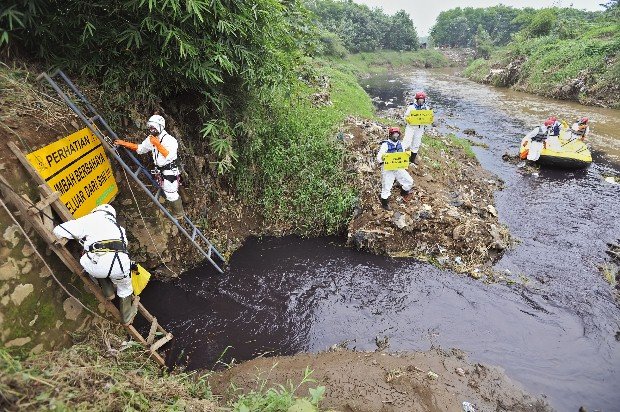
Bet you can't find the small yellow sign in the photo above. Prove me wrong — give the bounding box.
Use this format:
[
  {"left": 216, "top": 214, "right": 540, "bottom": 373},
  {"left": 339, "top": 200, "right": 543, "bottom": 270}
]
[
  {"left": 406, "top": 109, "right": 434, "bottom": 125},
  {"left": 26, "top": 127, "right": 118, "bottom": 218},
  {"left": 383, "top": 151, "right": 411, "bottom": 170}
]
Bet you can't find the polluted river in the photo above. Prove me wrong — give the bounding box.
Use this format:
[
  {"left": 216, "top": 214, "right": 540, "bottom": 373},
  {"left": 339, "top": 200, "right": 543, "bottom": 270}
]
[{"left": 139, "top": 69, "right": 620, "bottom": 411}]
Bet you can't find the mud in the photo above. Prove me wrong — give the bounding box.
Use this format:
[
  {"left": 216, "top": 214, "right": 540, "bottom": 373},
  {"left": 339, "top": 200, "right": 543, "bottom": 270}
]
[{"left": 210, "top": 349, "right": 550, "bottom": 412}]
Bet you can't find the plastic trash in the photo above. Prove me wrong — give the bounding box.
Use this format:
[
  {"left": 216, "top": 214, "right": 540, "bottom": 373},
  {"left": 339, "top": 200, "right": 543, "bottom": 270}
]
[{"left": 462, "top": 401, "right": 477, "bottom": 412}]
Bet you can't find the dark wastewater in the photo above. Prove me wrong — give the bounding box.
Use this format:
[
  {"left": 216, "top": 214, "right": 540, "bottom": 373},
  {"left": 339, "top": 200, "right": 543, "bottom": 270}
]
[{"left": 140, "top": 70, "right": 620, "bottom": 411}]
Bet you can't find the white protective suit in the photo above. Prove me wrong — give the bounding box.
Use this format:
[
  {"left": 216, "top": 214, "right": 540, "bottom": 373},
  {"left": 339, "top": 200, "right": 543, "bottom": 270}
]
[
  {"left": 376, "top": 140, "right": 414, "bottom": 200},
  {"left": 137, "top": 117, "right": 180, "bottom": 202},
  {"left": 546, "top": 120, "right": 562, "bottom": 151},
  {"left": 524, "top": 125, "right": 550, "bottom": 161},
  {"left": 52, "top": 206, "right": 133, "bottom": 298},
  {"left": 569, "top": 122, "right": 590, "bottom": 140},
  {"left": 403, "top": 102, "right": 430, "bottom": 155}
]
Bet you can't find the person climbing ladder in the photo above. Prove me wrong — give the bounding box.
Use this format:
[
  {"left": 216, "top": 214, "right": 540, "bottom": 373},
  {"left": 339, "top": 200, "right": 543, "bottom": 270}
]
[
  {"left": 115, "top": 114, "right": 184, "bottom": 217},
  {"left": 52, "top": 204, "right": 137, "bottom": 325}
]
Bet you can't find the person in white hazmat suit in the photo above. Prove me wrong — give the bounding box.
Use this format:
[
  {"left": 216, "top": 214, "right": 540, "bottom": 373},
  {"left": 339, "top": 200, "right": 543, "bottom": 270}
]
[
  {"left": 403, "top": 91, "right": 431, "bottom": 165},
  {"left": 115, "top": 114, "right": 184, "bottom": 217},
  {"left": 52, "top": 204, "right": 137, "bottom": 324},
  {"left": 570, "top": 117, "right": 590, "bottom": 141},
  {"left": 377, "top": 127, "right": 414, "bottom": 211},
  {"left": 523, "top": 119, "right": 554, "bottom": 161}
]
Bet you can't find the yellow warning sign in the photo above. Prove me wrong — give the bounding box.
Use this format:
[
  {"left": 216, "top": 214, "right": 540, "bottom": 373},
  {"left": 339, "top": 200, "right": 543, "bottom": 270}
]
[
  {"left": 26, "top": 128, "right": 118, "bottom": 218},
  {"left": 383, "top": 151, "right": 411, "bottom": 170},
  {"left": 406, "top": 109, "right": 434, "bottom": 126}
]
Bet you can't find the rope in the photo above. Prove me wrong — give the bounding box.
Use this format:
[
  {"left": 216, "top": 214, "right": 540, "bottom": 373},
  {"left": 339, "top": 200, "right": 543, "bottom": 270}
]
[
  {"left": 0, "top": 198, "right": 104, "bottom": 320},
  {"left": 120, "top": 166, "right": 179, "bottom": 277},
  {"left": 0, "top": 179, "right": 57, "bottom": 222}
]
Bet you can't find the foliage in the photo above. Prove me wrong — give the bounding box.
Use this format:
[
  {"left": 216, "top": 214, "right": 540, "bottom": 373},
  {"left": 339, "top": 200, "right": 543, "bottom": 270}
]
[
  {"left": 463, "top": 11, "right": 620, "bottom": 108},
  {"left": 1, "top": 0, "right": 316, "bottom": 172},
  {"left": 0, "top": 327, "right": 216, "bottom": 411},
  {"left": 473, "top": 25, "right": 493, "bottom": 59},
  {"left": 430, "top": 6, "right": 600, "bottom": 48},
  {"left": 230, "top": 366, "right": 325, "bottom": 412},
  {"left": 306, "top": 0, "right": 418, "bottom": 53},
  {"left": 430, "top": 6, "right": 523, "bottom": 47},
  {"left": 323, "top": 50, "right": 451, "bottom": 77},
  {"left": 233, "top": 63, "right": 374, "bottom": 235},
  {"left": 316, "top": 28, "right": 348, "bottom": 58}
]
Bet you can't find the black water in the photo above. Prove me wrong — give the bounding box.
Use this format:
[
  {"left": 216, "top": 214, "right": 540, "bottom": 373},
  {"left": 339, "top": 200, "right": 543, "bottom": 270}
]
[{"left": 140, "top": 70, "right": 620, "bottom": 411}]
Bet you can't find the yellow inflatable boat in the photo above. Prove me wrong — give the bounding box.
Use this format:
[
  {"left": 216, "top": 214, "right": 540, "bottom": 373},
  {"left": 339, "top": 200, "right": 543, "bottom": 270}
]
[{"left": 520, "top": 131, "right": 592, "bottom": 169}]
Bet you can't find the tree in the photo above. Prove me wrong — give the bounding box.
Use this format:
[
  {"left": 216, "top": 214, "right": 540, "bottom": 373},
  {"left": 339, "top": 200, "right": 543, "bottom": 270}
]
[
  {"left": 306, "top": 0, "right": 419, "bottom": 53},
  {"left": 474, "top": 25, "right": 493, "bottom": 59},
  {"left": 383, "top": 10, "right": 419, "bottom": 51}
]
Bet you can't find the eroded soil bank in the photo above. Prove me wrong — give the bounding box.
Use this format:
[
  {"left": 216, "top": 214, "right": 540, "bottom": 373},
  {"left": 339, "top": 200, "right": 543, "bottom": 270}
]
[{"left": 211, "top": 349, "right": 550, "bottom": 412}]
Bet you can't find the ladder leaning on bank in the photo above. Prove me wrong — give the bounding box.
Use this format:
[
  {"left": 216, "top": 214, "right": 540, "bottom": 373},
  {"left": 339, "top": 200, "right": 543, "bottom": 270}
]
[
  {"left": 37, "top": 69, "right": 226, "bottom": 273},
  {"left": 0, "top": 168, "right": 172, "bottom": 367}
]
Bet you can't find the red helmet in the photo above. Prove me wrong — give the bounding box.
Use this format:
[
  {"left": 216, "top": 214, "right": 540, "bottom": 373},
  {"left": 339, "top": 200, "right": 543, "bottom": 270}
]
[
  {"left": 544, "top": 119, "right": 554, "bottom": 127},
  {"left": 578, "top": 117, "right": 589, "bottom": 125},
  {"left": 388, "top": 127, "right": 401, "bottom": 136},
  {"left": 415, "top": 91, "right": 427, "bottom": 100},
  {"left": 549, "top": 116, "right": 557, "bottom": 122}
]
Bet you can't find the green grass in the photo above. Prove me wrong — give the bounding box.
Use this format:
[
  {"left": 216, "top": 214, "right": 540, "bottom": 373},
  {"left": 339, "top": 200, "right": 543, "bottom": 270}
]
[
  {"left": 0, "top": 339, "right": 326, "bottom": 412},
  {"left": 233, "top": 61, "right": 375, "bottom": 235},
  {"left": 463, "top": 21, "right": 620, "bottom": 107},
  {"left": 448, "top": 135, "right": 476, "bottom": 158},
  {"left": 320, "top": 50, "right": 451, "bottom": 77}
]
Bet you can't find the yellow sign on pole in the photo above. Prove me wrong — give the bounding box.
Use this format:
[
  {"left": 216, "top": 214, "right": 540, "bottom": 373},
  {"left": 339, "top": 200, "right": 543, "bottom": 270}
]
[
  {"left": 26, "top": 127, "right": 118, "bottom": 217},
  {"left": 383, "top": 151, "right": 411, "bottom": 170},
  {"left": 406, "top": 109, "right": 434, "bottom": 126}
]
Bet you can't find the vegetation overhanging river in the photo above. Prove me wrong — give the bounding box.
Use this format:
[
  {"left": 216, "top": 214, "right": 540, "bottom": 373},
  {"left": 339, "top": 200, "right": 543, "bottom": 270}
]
[{"left": 139, "top": 68, "right": 620, "bottom": 411}]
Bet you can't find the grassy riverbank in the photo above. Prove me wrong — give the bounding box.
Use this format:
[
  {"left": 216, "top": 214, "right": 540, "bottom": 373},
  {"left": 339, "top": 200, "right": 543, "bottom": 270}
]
[
  {"left": 320, "top": 50, "right": 452, "bottom": 76},
  {"left": 463, "top": 21, "right": 620, "bottom": 108}
]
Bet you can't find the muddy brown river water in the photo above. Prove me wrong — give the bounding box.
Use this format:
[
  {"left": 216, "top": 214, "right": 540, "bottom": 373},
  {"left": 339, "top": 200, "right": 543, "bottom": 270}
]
[{"left": 140, "top": 69, "right": 620, "bottom": 411}]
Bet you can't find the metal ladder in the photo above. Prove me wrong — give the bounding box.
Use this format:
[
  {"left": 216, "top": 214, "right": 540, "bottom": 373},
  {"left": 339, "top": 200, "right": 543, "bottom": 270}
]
[{"left": 38, "top": 69, "right": 226, "bottom": 273}]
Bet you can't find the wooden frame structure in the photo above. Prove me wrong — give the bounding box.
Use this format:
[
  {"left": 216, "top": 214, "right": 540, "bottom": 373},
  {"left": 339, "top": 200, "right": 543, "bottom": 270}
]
[{"left": 2, "top": 141, "right": 172, "bottom": 367}]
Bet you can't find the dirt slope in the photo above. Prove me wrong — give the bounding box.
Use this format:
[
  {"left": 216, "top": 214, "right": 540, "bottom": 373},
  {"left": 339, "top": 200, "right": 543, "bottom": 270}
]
[{"left": 210, "top": 349, "right": 550, "bottom": 412}]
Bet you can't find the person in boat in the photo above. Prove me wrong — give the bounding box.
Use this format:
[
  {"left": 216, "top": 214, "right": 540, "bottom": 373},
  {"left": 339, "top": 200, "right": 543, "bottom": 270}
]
[
  {"left": 52, "top": 204, "right": 137, "bottom": 325},
  {"left": 403, "top": 91, "right": 431, "bottom": 165},
  {"left": 545, "top": 116, "right": 562, "bottom": 151},
  {"left": 377, "top": 127, "right": 414, "bottom": 211},
  {"left": 570, "top": 117, "right": 590, "bottom": 141},
  {"left": 523, "top": 119, "right": 554, "bottom": 161}
]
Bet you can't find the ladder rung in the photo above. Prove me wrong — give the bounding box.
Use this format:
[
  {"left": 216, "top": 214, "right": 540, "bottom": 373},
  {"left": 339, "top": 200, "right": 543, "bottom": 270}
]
[
  {"left": 147, "top": 318, "right": 158, "bottom": 345},
  {"left": 132, "top": 166, "right": 142, "bottom": 178},
  {"left": 88, "top": 115, "right": 100, "bottom": 123},
  {"left": 150, "top": 333, "right": 173, "bottom": 352},
  {"left": 207, "top": 247, "right": 212, "bottom": 259},
  {"left": 190, "top": 227, "right": 197, "bottom": 241}
]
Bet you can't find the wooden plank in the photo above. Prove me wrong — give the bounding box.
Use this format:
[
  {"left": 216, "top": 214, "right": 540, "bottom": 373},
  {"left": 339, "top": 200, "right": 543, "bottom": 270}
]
[
  {"left": 35, "top": 187, "right": 60, "bottom": 210},
  {"left": 147, "top": 318, "right": 158, "bottom": 345},
  {"left": 150, "top": 334, "right": 173, "bottom": 352},
  {"left": 7, "top": 141, "right": 73, "bottom": 222}
]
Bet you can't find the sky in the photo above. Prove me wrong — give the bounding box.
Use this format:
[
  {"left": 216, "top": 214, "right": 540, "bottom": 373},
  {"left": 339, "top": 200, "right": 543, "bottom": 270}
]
[{"left": 351, "top": 0, "right": 607, "bottom": 37}]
